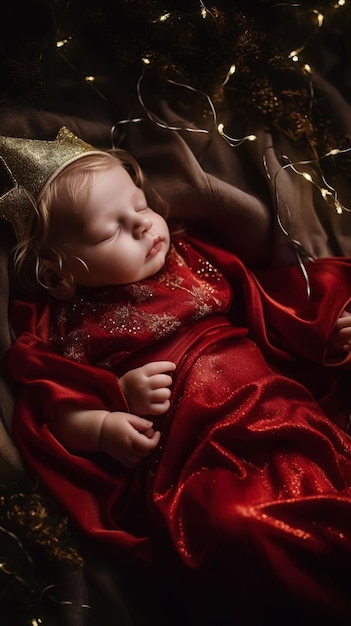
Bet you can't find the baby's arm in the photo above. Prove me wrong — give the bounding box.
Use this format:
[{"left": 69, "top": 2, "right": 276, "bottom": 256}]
[
  {"left": 120, "top": 361, "right": 176, "bottom": 416},
  {"left": 52, "top": 406, "right": 160, "bottom": 469},
  {"left": 51, "top": 360, "right": 175, "bottom": 468}
]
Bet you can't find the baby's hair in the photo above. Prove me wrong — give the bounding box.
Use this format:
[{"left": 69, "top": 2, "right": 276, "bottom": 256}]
[{"left": 13, "top": 148, "right": 166, "bottom": 294}]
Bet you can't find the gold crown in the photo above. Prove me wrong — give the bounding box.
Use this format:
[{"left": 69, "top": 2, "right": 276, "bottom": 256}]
[{"left": 0, "top": 127, "right": 102, "bottom": 241}]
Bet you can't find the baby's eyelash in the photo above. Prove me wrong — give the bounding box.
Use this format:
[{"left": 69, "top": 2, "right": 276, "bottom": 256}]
[
  {"left": 135, "top": 205, "right": 148, "bottom": 212},
  {"left": 95, "top": 226, "right": 120, "bottom": 245},
  {"left": 110, "top": 225, "right": 121, "bottom": 239}
]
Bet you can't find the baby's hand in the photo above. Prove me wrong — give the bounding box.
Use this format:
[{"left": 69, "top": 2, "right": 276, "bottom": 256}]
[
  {"left": 120, "top": 361, "right": 176, "bottom": 416},
  {"left": 100, "top": 411, "right": 161, "bottom": 469},
  {"left": 329, "top": 311, "right": 351, "bottom": 354}
]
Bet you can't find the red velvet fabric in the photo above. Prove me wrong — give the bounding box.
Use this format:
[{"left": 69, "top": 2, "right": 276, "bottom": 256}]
[{"left": 6, "top": 234, "right": 351, "bottom": 621}]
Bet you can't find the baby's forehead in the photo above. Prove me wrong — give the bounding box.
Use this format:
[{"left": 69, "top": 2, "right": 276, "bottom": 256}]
[
  {"left": 50, "top": 159, "right": 137, "bottom": 221},
  {"left": 48, "top": 189, "right": 88, "bottom": 239}
]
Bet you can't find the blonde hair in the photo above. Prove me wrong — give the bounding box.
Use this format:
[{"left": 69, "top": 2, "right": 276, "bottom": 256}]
[{"left": 13, "top": 148, "right": 165, "bottom": 293}]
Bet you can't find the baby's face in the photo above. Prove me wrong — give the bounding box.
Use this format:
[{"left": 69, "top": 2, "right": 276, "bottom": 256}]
[{"left": 55, "top": 162, "right": 170, "bottom": 287}]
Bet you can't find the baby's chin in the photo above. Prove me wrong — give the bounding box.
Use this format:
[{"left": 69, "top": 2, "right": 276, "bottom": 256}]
[
  {"left": 144, "top": 258, "right": 167, "bottom": 280},
  {"left": 145, "top": 243, "right": 170, "bottom": 276}
]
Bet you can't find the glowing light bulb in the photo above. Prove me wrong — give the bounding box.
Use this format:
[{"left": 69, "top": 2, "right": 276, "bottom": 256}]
[
  {"left": 56, "top": 38, "right": 70, "bottom": 48},
  {"left": 84, "top": 75, "right": 95, "bottom": 82},
  {"left": 199, "top": 0, "right": 208, "bottom": 18},
  {"left": 312, "top": 10, "right": 324, "bottom": 27},
  {"left": 289, "top": 51, "right": 299, "bottom": 62},
  {"left": 222, "top": 64, "right": 236, "bottom": 86},
  {"left": 335, "top": 200, "right": 344, "bottom": 214},
  {"left": 217, "top": 123, "right": 224, "bottom": 135}
]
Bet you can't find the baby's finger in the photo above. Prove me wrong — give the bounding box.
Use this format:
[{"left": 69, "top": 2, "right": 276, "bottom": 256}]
[
  {"left": 336, "top": 327, "right": 351, "bottom": 341},
  {"left": 133, "top": 429, "right": 161, "bottom": 451},
  {"left": 149, "top": 373, "right": 174, "bottom": 389},
  {"left": 335, "top": 315, "right": 351, "bottom": 330},
  {"left": 143, "top": 361, "right": 176, "bottom": 376},
  {"left": 143, "top": 427, "right": 156, "bottom": 438},
  {"left": 341, "top": 335, "right": 351, "bottom": 351},
  {"left": 150, "top": 387, "right": 171, "bottom": 402},
  {"left": 149, "top": 399, "right": 171, "bottom": 415},
  {"left": 127, "top": 414, "right": 155, "bottom": 433}
]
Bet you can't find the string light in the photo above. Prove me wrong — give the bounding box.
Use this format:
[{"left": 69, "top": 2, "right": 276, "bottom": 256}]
[
  {"left": 270, "top": 146, "right": 351, "bottom": 217},
  {"left": 282, "top": 5, "right": 331, "bottom": 64},
  {"left": 112, "top": 71, "right": 210, "bottom": 146},
  {"left": 38, "top": 584, "right": 91, "bottom": 611},
  {"left": 288, "top": 47, "right": 304, "bottom": 62},
  {"left": 112, "top": 67, "right": 257, "bottom": 150},
  {"left": 217, "top": 123, "right": 257, "bottom": 146},
  {"left": 158, "top": 12, "right": 171, "bottom": 22},
  {"left": 222, "top": 64, "right": 236, "bottom": 86},
  {"left": 56, "top": 27, "right": 243, "bottom": 147},
  {"left": 273, "top": 0, "right": 342, "bottom": 9},
  {"left": 198, "top": 0, "right": 219, "bottom": 20},
  {"left": 269, "top": 3, "right": 303, "bottom": 7},
  {"left": 289, "top": 53, "right": 300, "bottom": 63},
  {"left": 151, "top": 11, "right": 172, "bottom": 24},
  {"left": 263, "top": 148, "right": 314, "bottom": 298},
  {"left": 56, "top": 38, "right": 70, "bottom": 48},
  {"left": 0, "top": 525, "right": 33, "bottom": 586},
  {"left": 199, "top": 1, "right": 208, "bottom": 18},
  {"left": 151, "top": 2, "right": 222, "bottom": 24},
  {"left": 55, "top": 3, "right": 349, "bottom": 165},
  {"left": 312, "top": 9, "right": 324, "bottom": 28},
  {"left": 262, "top": 140, "right": 351, "bottom": 297},
  {"left": 53, "top": 34, "right": 114, "bottom": 110}
]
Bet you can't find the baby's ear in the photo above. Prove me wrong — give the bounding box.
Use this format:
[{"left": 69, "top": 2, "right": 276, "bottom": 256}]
[{"left": 40, "top": 259, "right": 77, "bottom": 300}]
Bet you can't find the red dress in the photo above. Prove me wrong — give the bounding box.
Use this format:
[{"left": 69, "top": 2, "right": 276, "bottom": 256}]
[{"left": 6, "top": 234, "right": 351, "bottom": 622}]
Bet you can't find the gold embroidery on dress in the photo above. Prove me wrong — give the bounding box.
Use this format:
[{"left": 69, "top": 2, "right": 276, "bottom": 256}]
[
  {"left": 159, "top": 247, "right": 224, "bottom": 320},
  {"left": 101, "top": 303, "right": 181, "bottom": 339},
  {"left": 125, "top": 283, "right": 154, "bottom": 302},
  {"left": 51, "top": 242, "right": 228, "bottom": 364},
  {"left": 60, "top": 329, "right": 88, "bottom": 362}
]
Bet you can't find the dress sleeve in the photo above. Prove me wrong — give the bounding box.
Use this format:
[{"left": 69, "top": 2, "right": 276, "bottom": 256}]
[
  {"left": 3, "top": 307, "right": 150, "bottom": 558},
  {"left": 5, "top": 330, "right": 129, "bottom": 421},
  {"left": 6, "top": 296, "right": 129, "bottom": 420},
  {"left": 250, "top": 258, "right": 351, "bottom": 366},
  {"left": 185, "top": 233, "right": 351, "bottom": 366}
]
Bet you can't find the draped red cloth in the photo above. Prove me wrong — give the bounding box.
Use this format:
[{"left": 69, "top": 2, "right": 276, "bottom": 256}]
[{"left": 6, "top": 234, "right": 351, "bottom": 622}]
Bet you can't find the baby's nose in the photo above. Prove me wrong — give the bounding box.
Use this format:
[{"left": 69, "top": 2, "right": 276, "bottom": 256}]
[{"left": 134, "top": 216, "right": 153, "bottom": 237}]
